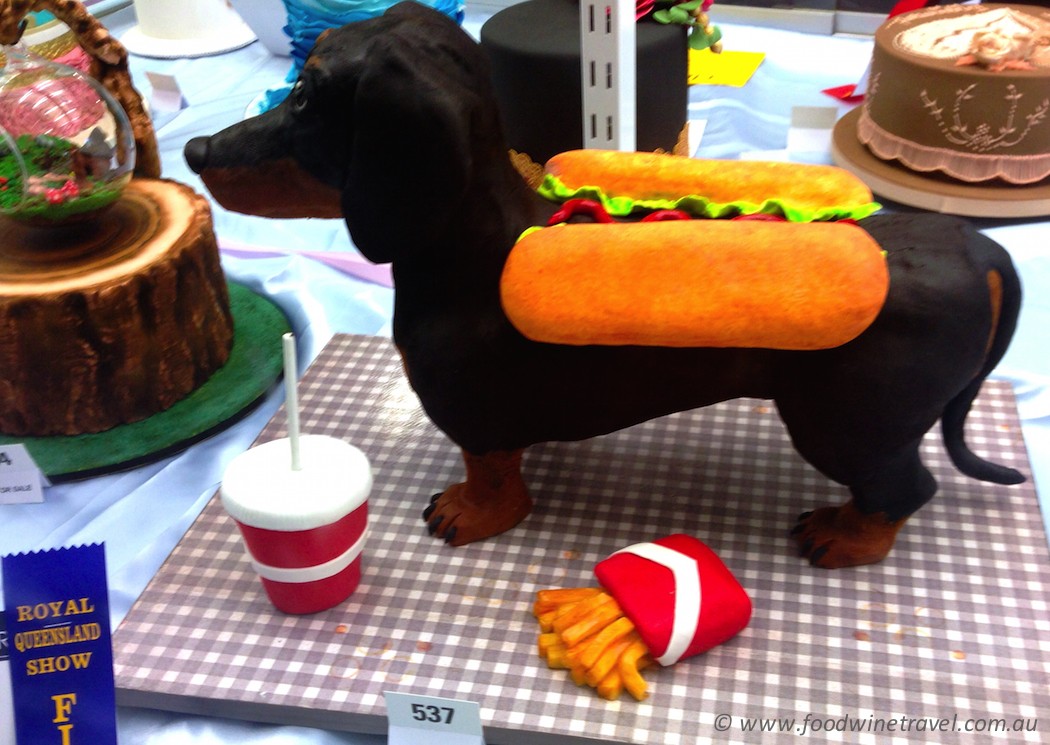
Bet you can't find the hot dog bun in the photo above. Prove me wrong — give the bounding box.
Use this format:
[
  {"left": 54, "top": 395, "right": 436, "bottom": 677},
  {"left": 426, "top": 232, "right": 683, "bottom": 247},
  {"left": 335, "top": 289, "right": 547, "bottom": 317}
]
[
  {"left": 543, "top": 150, "right": 877, "bottom": 220},
  {"left": 500, "top": 220, "right": 888, "bottom": 350}
]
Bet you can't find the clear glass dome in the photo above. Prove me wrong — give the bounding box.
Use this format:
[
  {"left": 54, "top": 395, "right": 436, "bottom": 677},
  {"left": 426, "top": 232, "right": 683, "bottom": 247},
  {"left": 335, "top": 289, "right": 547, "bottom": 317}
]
[{"left": 0, "top": 46, "right": 135, "bottom": 226}]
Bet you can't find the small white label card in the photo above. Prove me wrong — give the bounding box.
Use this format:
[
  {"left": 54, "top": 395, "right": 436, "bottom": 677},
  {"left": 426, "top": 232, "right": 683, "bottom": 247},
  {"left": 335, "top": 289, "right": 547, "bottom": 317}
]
[
  {"left": 786, "top": 105, "right": 839, "bottom": 157},
  {"left": 385, "top": 691, "right": 485, "bottom": 745},
  {"left": 687, "top": 118, "right": 708, "bottom": 158},
  {"left": 145, "top": 71, "right": 186, "bottom": 113},
  {"left": 0, "top": 445, "right": 48, "bottom": 505},
  {"left": 852, "top": 60, "right": 872, "bottom": 99}
]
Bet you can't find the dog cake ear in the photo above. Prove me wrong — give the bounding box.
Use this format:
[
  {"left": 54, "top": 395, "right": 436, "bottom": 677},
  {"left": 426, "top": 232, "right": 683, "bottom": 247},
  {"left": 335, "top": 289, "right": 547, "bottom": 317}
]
[{"left": 340, "top": 42, "right": 472, "bottom": 264}]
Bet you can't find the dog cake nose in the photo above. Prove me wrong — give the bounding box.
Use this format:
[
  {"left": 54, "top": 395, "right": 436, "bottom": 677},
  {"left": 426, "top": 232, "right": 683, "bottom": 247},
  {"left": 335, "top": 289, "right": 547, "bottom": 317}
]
[{"left": 184, "top": 137, "right": 211, "bottom": 174}]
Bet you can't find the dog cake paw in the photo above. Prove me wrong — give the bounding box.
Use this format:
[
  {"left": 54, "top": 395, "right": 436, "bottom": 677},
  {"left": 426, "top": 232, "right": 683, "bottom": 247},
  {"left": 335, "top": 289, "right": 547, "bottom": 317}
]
[
  {"left": 792, "top": 501, "right": 907, "bottom": 569},
  {"left": 534, "top": 534, "right": 751, "bottom": 700},
  {"left": 423, "top": 449, "right": 533, "bottom": 546}
]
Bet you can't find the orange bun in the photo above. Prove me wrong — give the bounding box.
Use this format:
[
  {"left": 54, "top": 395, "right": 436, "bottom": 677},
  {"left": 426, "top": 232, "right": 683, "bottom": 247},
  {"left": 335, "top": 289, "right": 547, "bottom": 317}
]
[
  {"left": 545, "top": 149, "right": 875, "bottom": 212},
  {"left": 500, "top": 220, "right": 889, "bottom": 350}
]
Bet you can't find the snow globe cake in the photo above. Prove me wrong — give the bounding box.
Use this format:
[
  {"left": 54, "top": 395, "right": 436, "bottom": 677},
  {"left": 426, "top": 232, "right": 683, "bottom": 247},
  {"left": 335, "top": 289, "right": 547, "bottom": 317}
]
[{"left": 0, "top": 47, "right": 134, "bottom": 225}]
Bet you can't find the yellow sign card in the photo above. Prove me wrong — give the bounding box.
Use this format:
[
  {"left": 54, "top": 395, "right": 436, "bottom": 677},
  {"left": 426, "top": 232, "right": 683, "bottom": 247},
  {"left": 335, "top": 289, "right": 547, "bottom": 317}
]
[{"left": 688, "top": 48, "right": 765, "bottom": 87}]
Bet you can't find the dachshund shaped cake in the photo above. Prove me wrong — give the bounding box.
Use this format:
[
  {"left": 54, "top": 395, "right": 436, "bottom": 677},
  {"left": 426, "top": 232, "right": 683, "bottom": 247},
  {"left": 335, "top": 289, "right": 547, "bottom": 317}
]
[{"left": 185, "top": 1, "right": 1024, "bottom": 569}]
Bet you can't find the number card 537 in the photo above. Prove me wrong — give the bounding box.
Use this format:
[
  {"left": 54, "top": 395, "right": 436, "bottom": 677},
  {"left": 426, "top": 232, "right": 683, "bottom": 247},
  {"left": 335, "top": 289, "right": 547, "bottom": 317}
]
[{"left": 384, "top": 691, "right": 485, "bottom": 745}]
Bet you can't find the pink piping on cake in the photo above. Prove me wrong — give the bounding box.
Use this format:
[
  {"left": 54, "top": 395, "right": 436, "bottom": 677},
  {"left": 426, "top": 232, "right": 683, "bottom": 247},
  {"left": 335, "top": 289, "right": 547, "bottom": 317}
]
[{"left": 857, "top": 108, "right": 1050, "bottom": 185}]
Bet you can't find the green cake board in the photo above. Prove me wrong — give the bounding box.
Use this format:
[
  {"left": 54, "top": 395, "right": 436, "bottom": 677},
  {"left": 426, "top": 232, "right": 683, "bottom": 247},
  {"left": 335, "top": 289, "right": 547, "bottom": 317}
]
[{"left": 0, "top": 282, "right": 291, "bottom": 481}]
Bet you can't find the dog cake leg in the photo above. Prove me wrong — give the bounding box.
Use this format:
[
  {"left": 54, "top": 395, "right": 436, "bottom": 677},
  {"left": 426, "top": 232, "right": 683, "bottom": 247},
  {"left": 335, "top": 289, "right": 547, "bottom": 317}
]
[
  {"left": 781, "top": 388, "right": 944, "bottom": 570},
  {"left": 789, "top": 437, "right": 936, "bottom": 568},
  {"left": 423, "top": 449, "right": 533, "bottom": 546}
]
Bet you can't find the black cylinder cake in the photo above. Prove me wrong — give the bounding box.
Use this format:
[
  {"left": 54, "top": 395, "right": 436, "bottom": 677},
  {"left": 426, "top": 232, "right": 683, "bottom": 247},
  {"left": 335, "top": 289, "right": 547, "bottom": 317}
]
[
  {"left": 480, "top": 0, "right": 688, "bottom": 164},
  {"left": 858, "top": 3, "right": 1050, "bottom": 185}
]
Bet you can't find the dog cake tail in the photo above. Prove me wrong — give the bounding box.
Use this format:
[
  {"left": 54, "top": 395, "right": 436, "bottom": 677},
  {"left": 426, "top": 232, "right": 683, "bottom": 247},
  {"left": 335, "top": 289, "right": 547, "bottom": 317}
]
[{"left": 941, "top": 231, "right": 1026, "bottom": 486}]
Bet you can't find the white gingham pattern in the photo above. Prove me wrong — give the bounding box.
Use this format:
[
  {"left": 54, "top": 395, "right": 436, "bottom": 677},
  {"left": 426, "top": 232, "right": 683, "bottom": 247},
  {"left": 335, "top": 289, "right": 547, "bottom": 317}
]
[{"left": 114, "top": 334, "right": 1049, "bottom": 744}]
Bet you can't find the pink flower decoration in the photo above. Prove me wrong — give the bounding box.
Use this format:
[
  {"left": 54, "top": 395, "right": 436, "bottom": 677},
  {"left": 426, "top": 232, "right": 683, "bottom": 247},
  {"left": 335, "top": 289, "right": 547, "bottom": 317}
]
[{"left": 636, "top": 0, "right": 655, "bottom": 20}]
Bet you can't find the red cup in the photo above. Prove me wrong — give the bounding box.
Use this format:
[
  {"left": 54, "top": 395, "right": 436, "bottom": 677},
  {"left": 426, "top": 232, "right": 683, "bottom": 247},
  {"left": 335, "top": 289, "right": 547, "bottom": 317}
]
[{"left": 221, "top": 435, "right": 372, "bottom": 614}]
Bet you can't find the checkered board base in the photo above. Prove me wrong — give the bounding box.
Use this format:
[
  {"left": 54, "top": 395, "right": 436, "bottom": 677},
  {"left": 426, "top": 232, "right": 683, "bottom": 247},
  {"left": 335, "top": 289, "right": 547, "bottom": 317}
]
[{"left": 114, "top": 334, "right": 1050, "bottom": 744}]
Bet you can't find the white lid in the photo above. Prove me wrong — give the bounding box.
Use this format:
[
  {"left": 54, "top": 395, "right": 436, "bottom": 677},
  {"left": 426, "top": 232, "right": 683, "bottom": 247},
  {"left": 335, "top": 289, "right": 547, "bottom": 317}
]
[{"left": 220, "top": 435, "right": 372, "bottom": 531}]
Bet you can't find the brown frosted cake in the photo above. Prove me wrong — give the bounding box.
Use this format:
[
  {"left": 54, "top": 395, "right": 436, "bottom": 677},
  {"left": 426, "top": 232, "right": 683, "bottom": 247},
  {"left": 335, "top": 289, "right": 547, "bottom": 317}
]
[
  {"left": 858, "top": 3, "right": 1050, "bottom": 185},
  {"left": 0, "top": 179, "right": 233, "bottom": 436}
]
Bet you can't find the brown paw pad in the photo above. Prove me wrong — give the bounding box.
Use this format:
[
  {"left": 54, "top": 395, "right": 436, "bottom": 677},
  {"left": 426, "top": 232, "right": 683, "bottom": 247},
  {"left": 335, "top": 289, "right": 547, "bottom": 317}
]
[{"left": 792, "top": 503, "right": 905, "bottom": 569}]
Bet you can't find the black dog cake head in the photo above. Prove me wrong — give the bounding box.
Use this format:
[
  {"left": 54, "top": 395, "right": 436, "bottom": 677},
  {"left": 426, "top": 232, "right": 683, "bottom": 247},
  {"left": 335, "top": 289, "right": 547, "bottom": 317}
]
[
  {"left": 186, "top": 1, "right": 1024, "bottom": 569},
  {"left": 185, "top": 1, "right": 533, "bottom": 260}
]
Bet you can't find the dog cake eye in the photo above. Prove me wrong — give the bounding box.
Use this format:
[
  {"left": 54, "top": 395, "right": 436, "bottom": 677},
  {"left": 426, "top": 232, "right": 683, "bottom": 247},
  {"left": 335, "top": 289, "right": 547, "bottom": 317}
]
[{"left": 290, "top": 80, "right": 308, "bottom": 112}]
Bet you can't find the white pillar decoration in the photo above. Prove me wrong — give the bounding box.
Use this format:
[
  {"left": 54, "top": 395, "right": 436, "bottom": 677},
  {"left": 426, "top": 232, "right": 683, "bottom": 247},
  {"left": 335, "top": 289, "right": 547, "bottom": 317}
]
[{"left": 580, "top": 0, "right": 637, "bottom": 152}]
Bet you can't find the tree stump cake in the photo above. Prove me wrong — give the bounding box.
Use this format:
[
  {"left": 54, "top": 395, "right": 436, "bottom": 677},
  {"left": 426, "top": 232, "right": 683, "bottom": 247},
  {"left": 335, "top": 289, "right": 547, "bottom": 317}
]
[{"left": 0, "top": 179, "right": 234, "bottom": 436}]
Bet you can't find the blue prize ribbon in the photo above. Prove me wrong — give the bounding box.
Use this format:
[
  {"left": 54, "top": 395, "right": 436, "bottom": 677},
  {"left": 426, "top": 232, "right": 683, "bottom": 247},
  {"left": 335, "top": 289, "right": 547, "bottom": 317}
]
[{"left": 2, "top": 544, "right": 117, "bottom": 745}]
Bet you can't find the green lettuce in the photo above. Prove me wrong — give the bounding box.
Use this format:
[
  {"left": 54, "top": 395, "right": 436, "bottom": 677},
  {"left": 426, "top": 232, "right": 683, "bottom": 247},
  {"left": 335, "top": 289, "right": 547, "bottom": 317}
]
[{"left": 537, "top": 174, "right": 881, "bottom": 223}]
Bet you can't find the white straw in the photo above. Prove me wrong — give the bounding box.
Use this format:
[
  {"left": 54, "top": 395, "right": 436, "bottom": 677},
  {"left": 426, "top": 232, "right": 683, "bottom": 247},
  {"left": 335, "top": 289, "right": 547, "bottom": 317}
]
[{"left": 282, "top": 332, "right": 302, "bottom": 471}]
